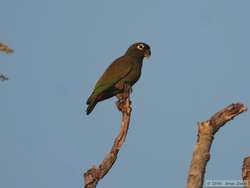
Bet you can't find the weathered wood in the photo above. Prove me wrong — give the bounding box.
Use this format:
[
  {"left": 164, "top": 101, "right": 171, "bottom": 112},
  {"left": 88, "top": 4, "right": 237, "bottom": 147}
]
[
  {"left": 0, "top": 42, "right": 13, "bottom": 81},
  {"left": 84, "top": 85, "right": 132, "bottom": 188},
  {"left": 242, "top": 156, "right": 250, "bottom": 188},
  {"left": 0, "top": 42, "right": 13, "bottom": 54},
  {"left": 0, "top": 74, "right": 8, "bottom": 81},
  {"left": 186, "top": 103, "right": 247, "bottom": 188}
]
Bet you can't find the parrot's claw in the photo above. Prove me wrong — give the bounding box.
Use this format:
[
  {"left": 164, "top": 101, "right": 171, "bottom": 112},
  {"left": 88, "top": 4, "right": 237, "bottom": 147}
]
[
  {"left": 115, "top": 83, "right": 132, "bottom": 112},
  {"left": 116, "top": 99, "right": 125, "bottom": 112}
]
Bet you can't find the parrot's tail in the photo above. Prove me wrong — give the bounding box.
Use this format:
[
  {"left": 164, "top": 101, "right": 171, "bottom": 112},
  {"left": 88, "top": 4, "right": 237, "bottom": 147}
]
[
  {"left": 86, "top": 94, "right": 93, "bottom": 105},
  {"left": 86, "top": 101, "right": 97, "bottom": 115}
]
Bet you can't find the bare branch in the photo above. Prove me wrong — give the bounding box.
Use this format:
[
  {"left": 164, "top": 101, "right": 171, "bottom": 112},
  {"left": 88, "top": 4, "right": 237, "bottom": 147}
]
[
  {"left": 84, "top": 85, "right": 132, "bottom": 188},
  {"left": 0, "top": 42, "right": 14, "bottom": 54},
  {"left": 0, "top": 42, "right": 13, "bottom": 81},
  {"left": 242, "top": 156, "right": 250, "bottom": 188},
  {"left": 186, "top": 103, "right": 248, "bottom": 188},
  {"left": 0, "top": 74, "right": 9, "bottom": 81}
]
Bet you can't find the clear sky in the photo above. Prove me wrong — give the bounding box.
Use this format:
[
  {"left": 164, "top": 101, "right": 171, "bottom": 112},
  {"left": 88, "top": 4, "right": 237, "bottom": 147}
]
[{"left": 0, "top": 0, "right": 250, "bottom": 187}]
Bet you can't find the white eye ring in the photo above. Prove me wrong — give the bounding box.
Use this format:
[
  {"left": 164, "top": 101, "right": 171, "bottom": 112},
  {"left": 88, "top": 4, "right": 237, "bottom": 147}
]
[{"left": 137, "top": 44, "right": 144, "bottom": 50}]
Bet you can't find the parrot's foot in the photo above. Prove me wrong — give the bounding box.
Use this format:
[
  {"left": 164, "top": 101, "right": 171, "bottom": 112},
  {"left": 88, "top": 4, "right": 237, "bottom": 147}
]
[
  {"left": 116, "top": 98, "right": 131, "bottom": 112},
  {"left": 116, "top": 83, "right": 132, "bottom": 112},
  {"left": 116, "top": 99, "right": 125, "bottom": 112}
]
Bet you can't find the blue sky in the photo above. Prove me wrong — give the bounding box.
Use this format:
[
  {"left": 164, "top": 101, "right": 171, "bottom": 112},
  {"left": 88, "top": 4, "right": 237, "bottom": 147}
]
[{"left": 0, "top": 0, "right": 249, "bottom": 187}]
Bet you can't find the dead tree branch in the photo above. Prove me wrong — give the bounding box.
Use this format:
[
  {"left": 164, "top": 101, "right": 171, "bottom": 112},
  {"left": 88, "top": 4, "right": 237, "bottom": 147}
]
[
  {"left": 0, "top": 42, "right": 14, "bottom": 54},
  {"left": 0, "top": 42, "right": 13, "bottom": 81},
  {"left": 84, "top": 85, "right": 132, "bottom": 188},
  {"left": 186, "top": 103, "right": 247, "bottom": 188},
  {"left": 0, "top": 74, "right": 9, "bottom": 81},
  {"left": 242, "top": 156, "right": 250, "bottom": 188}
]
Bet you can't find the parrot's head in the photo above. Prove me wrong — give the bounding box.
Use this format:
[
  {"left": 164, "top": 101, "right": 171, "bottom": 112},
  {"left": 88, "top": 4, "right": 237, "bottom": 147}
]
[{"left": 125, "top": 42, "right": 151, "bottom": 59}]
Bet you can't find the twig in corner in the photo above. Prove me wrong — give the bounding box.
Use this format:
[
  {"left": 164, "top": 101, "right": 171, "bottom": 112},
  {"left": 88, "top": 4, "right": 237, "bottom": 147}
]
[
  {"left": 242, "top": 156, "right": 250, "bottom": 188},
  {"left": 0, "top": 42, "right": 14, "bottom": 54},
  {"left": 0, "top": 74, "right": 9, "bottom": 81}
]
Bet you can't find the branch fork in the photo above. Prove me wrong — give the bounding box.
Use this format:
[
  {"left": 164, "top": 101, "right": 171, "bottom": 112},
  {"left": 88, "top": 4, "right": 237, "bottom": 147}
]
[{"left": 187, "top": 103, "right": 247, "bottom": 188}]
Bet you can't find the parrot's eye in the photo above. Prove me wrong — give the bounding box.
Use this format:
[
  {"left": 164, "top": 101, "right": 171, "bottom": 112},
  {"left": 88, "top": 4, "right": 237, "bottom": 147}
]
[{"left": 137, "top": 44, "right": 144, "bottom": 50}]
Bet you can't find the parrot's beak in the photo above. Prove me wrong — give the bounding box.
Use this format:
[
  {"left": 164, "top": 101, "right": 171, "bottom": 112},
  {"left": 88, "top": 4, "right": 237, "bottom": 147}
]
[{"left": 144, "top": 49, "right": 151, "bottom": 58}]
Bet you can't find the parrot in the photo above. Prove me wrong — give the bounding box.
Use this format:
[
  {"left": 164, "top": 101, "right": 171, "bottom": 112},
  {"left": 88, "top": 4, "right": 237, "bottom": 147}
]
[{"left": 86, "top": 42, "right": 151, "bottom": 115}]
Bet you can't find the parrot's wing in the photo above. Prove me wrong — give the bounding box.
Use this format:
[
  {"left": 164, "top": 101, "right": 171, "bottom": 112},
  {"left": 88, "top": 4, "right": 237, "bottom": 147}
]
[{"left": 87, "top": 56, "right": 133, "bottom": 104}]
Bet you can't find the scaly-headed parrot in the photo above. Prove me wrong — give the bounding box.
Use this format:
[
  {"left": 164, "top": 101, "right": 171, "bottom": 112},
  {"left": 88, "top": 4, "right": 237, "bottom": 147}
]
[{"left": 86, "top": 42, "right": 151, "bottom": 115}]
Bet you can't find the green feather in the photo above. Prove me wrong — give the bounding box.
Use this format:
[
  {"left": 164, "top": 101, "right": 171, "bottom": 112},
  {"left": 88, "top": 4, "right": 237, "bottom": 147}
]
[
  {"left": 87, "top": 56, "right": 133, "bottom": 104},
  {"left": 86, "top": 42, "right": 151, "bottom": 115}
]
